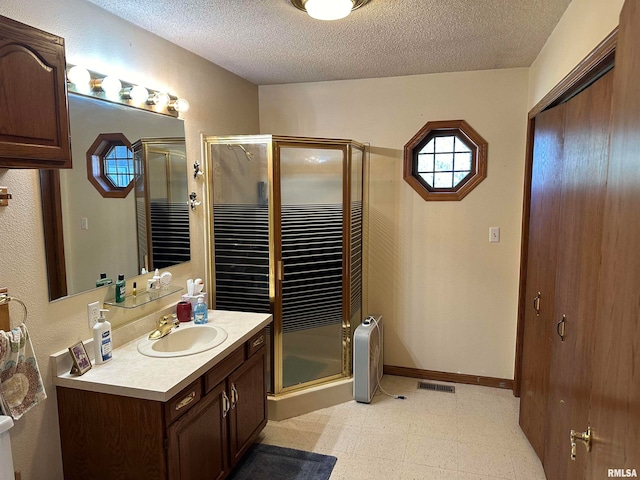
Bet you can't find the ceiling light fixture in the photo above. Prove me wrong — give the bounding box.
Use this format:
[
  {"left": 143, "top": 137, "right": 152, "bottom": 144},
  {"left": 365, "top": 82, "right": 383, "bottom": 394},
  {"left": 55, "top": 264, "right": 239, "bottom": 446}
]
[{"left": 291, "top": 0, "right": 371, "bottom": 21}]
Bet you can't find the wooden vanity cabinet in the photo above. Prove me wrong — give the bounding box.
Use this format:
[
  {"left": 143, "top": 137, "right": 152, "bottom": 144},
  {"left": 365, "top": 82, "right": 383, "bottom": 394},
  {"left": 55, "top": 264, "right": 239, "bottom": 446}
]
[
  {"left": 228, "top": 347, "right": 267, "bottom": 465},
  {"left": 0, "top": 15, "right": 71, "bottom": 168},
  {"left": 167, "top": 382, "right": 228, "bottom": 480},
  {"left": 57, "top": 329, "right": 267, "bottom": 480},
  {"left": 167, "top": 332, "right": 267, "bottom": 480}
]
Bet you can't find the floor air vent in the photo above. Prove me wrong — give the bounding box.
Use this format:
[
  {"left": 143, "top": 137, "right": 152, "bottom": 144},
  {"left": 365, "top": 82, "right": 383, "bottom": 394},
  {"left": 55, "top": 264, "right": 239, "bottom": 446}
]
[{"left": 417, "top": 382, "right": 455, "bottom": 394}]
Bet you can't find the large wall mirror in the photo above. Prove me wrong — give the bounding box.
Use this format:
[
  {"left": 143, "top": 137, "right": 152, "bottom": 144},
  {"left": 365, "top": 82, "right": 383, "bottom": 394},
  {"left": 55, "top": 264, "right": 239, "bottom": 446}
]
[{"left": 41, "top": 93, "right": 190, "bottom": 301}]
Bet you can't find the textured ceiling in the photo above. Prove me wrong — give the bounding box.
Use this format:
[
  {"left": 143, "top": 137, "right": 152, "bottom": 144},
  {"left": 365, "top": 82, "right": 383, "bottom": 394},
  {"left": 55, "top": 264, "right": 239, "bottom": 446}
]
[{"left": 84, "top": 0, "right": 571, "bottom": 86}]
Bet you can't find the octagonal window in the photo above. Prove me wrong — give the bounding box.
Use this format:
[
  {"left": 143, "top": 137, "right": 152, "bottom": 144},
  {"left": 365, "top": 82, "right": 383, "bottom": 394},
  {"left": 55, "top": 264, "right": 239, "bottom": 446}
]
[
  {"left": 86, "top": 133, "right": 135, "bottom": 198},
  {"left": 404, "top": 120, "right": 488, "bottom": 201},
  {"left": 104, "top": 144, "right": 134, "bottom": 188}
]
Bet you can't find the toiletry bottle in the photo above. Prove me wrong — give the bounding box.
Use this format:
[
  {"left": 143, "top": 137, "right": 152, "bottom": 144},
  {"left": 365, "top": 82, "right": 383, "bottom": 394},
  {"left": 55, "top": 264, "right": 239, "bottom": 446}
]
[
  {"left": 152, "top": 269, "right": 161, "bottom": 289},
  {"left": 115, "top": 274, "right": 126, "bottom": 303},
  {"left": 132, "top": 281, "right": 137, "bottom": 297},
  {"left": 96, "top": 273, "right": 113, "bottom": 287},
  {"left": 193, "top": 295, "right": 208, "bottom": 324},
  {"left": 93, "top": 309, "right": 112, "bottom": 364}
]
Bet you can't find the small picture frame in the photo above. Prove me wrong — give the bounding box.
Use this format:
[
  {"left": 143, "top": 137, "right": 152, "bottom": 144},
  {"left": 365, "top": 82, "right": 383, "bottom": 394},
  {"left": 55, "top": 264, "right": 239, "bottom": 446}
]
[{"left": 68, "top": 341, "right": 92, "bottom": 376}]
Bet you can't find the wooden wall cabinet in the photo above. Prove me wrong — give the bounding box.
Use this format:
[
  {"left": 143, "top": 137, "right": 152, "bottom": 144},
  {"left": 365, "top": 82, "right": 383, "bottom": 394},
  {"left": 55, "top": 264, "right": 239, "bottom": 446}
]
[
  {"left": 0, "top": 15, "right": 71, "bottom": 169},
  {"left": 57, "top": 329, "right": 267, "bottom": 480}
]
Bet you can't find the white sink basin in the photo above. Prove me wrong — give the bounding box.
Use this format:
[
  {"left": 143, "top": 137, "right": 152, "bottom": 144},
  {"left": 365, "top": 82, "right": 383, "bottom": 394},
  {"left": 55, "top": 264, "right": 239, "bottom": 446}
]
[{"left": 137, "top": 324, "right": 228, "bottom": 358}]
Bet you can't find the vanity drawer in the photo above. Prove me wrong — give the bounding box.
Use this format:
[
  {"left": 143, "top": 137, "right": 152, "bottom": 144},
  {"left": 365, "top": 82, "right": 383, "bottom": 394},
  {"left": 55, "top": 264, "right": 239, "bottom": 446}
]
[
  {"left": 204, "top": 346, "right": 244, "bottom": 394},
  {"left": 165, "top": 379, "right": 202, "bottom": 425},
  {"left": 247, "top": 328, "right": 266, "bottom": 358}
]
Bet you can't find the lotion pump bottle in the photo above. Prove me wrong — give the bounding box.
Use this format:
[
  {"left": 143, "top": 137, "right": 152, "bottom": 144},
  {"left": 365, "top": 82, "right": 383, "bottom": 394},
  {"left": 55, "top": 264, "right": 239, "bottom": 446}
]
[{"left": 93, "top": 309, "right": 112, "bottom": 364}]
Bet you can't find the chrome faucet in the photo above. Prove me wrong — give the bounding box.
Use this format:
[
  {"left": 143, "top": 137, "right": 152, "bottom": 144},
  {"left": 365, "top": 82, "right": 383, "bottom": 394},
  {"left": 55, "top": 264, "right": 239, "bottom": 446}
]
[{"left": 148, "top": 314, "right": 179, "bottom": 340}]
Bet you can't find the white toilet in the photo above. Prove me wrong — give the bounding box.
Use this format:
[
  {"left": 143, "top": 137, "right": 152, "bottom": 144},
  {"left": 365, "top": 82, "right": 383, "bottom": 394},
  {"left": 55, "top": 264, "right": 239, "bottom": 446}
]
[{"left": 0, "top": 416, "right": 15, "bottom": 480}]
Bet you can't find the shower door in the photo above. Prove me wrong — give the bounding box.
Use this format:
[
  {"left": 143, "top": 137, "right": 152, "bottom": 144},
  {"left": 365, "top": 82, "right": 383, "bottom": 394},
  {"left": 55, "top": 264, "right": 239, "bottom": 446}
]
[
  {"left": 275, "top": 143, "right": 348, "bottom": 390},
  {"left": 205, "top": 135, "right": 364, "bottom": 396}
]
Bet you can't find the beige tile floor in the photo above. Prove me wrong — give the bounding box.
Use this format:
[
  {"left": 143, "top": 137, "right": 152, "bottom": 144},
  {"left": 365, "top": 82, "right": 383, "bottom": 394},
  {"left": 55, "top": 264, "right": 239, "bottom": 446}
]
[{"left": 257, "top": 375, "right": 546, "bottom": 480}]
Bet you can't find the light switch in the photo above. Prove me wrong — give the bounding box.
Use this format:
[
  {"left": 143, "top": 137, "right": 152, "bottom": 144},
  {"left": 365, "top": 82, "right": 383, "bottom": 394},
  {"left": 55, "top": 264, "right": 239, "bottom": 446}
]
[
  {"left": 489, "top": 227, "right": 500, "bottom": 243},
  {"left": 81, "top": 217, "right": 89, "bottom": 230}
]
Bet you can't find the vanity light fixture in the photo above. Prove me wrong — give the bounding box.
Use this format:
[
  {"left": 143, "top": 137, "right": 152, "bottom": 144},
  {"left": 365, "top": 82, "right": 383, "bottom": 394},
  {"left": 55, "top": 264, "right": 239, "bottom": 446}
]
[
  {"left": 66, "top": 65, "right": 188, "bottom": 118},
  {"left": 148, "top": 91, "right": 170, "bottom": 108},
  {"left": 290, "top": 0, "right": 371, "bottom": 21},
  {"left": 121, "top": 85, "right": 149, "bottom": 105},
  {"left": 91, "top": 75, "right": 122, "bottom": 100},
  {"left": 66, "top": 65, "right": 91, "bottom": 93},
  {"left": 168, "top": 96, "right": 190, "bottom": 113}
]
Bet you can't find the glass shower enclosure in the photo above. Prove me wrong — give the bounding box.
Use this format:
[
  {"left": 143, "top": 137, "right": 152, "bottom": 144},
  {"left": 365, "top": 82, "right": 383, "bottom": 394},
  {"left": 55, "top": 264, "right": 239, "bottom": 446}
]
[{"left": 203, "top": 135, "right": 364, "bottom": 395}]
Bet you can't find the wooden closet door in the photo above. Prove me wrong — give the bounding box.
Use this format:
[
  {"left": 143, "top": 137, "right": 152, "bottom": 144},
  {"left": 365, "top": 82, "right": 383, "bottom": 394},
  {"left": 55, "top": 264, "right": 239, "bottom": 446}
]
[
  {"left": 519, "top": 103, "right": 565, "bottom": 460},
  {"left": 543, "top": 70, "right": 613, "bottom": 480},
  {"left": 587, "top": 0, "right": 640, "bottom": 477}
]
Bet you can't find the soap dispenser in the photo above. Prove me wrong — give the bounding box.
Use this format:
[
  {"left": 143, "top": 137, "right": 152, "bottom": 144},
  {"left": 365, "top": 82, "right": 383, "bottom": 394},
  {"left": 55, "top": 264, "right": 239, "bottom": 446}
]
[
  {"left": 93, "top": 309, "right": 112, "bottom": 364},
  {"left": 193, "top": 295, "right": 208, "bottom": 324}
]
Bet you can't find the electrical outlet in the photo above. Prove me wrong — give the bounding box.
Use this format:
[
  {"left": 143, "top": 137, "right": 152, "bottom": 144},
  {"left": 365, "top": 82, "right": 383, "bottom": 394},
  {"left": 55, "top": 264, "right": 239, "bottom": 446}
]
[{"left": 87, "top": 301, "right": 100, "bottom": 329}]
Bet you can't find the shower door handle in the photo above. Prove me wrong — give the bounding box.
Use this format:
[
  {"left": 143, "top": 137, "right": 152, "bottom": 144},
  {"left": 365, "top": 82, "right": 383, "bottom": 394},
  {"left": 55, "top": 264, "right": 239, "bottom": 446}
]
[{"left": 277, "top": 260, "right": 285, "bottom": 282}]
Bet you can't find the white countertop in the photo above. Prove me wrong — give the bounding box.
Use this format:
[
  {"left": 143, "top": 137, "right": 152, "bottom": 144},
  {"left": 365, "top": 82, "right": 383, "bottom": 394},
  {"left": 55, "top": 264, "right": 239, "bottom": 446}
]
[{"left": 51, "top": 310, "right": 272, "bottom": 402}]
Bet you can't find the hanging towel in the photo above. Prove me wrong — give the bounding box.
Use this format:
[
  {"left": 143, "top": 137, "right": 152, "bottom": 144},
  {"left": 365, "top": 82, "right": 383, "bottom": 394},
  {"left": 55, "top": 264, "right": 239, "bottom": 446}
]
[{"left": 0, "top": 324, "right": 47, "bottom": 420}]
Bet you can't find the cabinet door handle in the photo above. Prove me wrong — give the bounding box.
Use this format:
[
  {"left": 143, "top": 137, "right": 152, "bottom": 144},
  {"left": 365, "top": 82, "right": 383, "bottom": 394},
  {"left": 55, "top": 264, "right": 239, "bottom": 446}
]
[
  {"left": 557, "top": 315, "right": 566, "bottom": 342},
  {"left": 252, "top": 335, "right": 264, "bottom": 348},
  {"left": 533, "top": 292, "right": 541, "bottom": 316},
  {"left": 231, "top": 383, "right": 238, "bottom": 409},
  {"left": 175, "top": 391, "right": 196, "bottom": 411},
  {"left": 222, "top": 391, "right": 230, "bottom": 417}
]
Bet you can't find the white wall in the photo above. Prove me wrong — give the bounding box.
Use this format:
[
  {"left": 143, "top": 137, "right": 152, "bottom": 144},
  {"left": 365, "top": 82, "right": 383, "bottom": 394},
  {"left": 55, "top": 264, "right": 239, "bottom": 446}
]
[
  {"left": 260, "top": 68, "right": 529, "bottom": 381},
  {"left": 528, "top": 0, "right": 624, "bottom": 109},
  {"left": 0, "top": 1, "right": 258, "bottom": 478}
]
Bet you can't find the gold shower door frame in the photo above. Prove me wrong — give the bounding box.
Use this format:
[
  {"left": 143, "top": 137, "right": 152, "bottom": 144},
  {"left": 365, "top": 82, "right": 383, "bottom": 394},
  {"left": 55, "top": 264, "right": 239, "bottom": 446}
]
[
  {"left": 133, "top": 136, "right": 187, "bottom": 273},
  {"left": 203, "top": 134, "right": 365, "bottom": 396}
]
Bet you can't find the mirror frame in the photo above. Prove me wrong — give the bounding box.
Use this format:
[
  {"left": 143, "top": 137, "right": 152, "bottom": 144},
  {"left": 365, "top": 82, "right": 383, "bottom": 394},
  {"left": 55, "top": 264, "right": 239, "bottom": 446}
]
[{"left": 40, "top": 169, "right": 68, "bottom": 299}]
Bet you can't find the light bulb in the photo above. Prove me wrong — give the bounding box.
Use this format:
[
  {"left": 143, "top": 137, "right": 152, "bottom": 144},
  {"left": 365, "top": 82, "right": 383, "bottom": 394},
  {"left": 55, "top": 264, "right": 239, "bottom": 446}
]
[
  {"left": 169, "top": 98, "right": 190, "bottom": 113},
  {"left": 101, "top": 76, "right": 122, "bottom": 99},
  {"left": 149, "top": 92, "right": 170, "bottom": 107},
  {"left": 67, "top": 66, "right": 91, "bottom": 92},
  {"left": 305, "top": 0, "right": 353, "bottom": 20},
  {"left": 129, "top": 85, "right": 149, "bottom": 104}
]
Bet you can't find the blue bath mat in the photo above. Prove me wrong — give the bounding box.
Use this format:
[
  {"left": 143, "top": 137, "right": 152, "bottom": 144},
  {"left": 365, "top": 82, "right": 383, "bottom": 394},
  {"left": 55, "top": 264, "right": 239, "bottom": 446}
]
[{"left": 228, "top": 443, "right": 337, "bottom": 480}]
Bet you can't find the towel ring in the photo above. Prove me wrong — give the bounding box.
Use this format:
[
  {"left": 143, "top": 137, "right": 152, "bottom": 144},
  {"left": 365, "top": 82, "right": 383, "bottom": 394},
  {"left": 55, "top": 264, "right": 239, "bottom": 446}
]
[{"left": 0, "top": 293, "right": 28, "bottom": 326}]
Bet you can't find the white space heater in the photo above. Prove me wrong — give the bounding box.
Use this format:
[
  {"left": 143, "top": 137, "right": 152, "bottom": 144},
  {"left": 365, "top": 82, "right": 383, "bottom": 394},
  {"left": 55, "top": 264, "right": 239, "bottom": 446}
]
[{"left": 353, "top": 315, "right": 383, "bottom": 403}]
